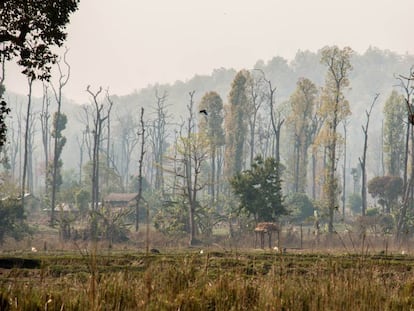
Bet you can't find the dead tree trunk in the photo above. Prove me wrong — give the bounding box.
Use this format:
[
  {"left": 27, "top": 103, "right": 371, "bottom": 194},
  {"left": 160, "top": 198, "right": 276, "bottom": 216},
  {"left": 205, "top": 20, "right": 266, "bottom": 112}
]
[
  {"left": 135, "top": 107, "right": 146, "bottom": 232},
  {"left": 358, "top": 94, "right": 379, "bottom": 216},
  {"left": 396, "top": 67, "right": 414, "bottom": 240},
  {"left": 21, "top": 77, "right": 33, "bottom": 207}
]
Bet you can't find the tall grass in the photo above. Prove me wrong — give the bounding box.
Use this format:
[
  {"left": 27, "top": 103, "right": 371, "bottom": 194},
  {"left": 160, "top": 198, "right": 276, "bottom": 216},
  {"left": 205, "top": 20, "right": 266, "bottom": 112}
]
[{"left": 0, "top": 251, "right": 414, "bottom": 310}]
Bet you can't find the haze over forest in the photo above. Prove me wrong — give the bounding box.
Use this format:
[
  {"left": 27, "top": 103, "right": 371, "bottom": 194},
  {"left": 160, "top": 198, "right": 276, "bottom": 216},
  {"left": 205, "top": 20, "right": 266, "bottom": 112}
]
[
  {"left": 4, "top": 47, "right": 414, "bottom": 183},
  {"left": 2, "top": 0, "right": 414, "bottom": 250},
  {"left": 4, "top": 3, "right": 414, "bottom": 308}
]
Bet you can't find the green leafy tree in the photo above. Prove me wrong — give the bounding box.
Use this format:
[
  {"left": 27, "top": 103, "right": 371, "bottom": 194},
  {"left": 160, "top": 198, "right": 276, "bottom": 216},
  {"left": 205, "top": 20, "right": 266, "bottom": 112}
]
[
  {"left": 347, "top": 193, "right": 362, "bottom": 214},
  {"left": 0, "top": 177, "right": 29, "bottom": 244},
  {"left": 75, "top": 188, "right": 90, "bottom": 215},
  {"left": 383, "top": 90, "right": 406, "bottom": 176},
  {"left": 230, "top": 156, "right": 286, "bottom": 222},
  {"left": 0, "top": 0, "right": 79, "bottom": 80},
  {"left": 285, "top": 192, "right": 314, "bottom": 222},
  {"left": 0, "top": 196, "right": 27, "bottom": 244},
  {"left": 319, "top": 46, "right": 353, "bottom": 233},
  {"left": 368, "top": 175, "right": 403, "bottom": 214},
  {"left": 1, "top": 0, "right": 78, "bottom": 209}
]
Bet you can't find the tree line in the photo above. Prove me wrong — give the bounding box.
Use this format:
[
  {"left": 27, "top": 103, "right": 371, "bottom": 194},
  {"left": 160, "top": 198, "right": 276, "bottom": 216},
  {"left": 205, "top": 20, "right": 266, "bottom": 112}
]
[{"left": 1, "top": 1, "right": 414, "bottom": 245}]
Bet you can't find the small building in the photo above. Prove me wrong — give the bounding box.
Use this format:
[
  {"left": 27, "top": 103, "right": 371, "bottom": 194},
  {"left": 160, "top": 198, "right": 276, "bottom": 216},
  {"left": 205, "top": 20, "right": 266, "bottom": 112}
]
[
  {"left": 254, "top": 222, "right": 280, "bottom": 249},
  {"left": 104, "top": 193, "right": 137, "bottom": 209}
]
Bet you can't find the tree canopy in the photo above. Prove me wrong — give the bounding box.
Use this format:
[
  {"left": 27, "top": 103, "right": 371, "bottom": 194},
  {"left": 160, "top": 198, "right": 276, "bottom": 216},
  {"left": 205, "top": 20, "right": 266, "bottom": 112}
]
[
  {"left": 367, "top": 175, "right": 403, "bottom": 213},
  {"left": 0, "top": 0, "right": 79, "bottom": 80},
  {"left": 230, "top": 156, "right": 286, "bottom": 222}
]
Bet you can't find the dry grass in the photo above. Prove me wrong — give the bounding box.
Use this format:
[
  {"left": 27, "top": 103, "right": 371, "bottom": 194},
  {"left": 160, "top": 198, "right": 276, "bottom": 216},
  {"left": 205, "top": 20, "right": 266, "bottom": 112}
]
[{"left": 0, "top": 248, "right": 414, "bottom": 310}]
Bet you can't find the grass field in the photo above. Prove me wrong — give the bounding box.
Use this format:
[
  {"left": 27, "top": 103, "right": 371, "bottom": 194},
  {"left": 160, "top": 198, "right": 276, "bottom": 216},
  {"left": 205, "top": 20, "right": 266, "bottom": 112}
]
[{"left": 1, "top": 246, "right": 414, "bottom": 311}]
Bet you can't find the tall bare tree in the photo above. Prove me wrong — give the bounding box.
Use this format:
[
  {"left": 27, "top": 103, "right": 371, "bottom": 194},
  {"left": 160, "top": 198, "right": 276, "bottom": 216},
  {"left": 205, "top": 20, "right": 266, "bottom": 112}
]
[
  {"left": 135, "top": 107, "right": 146, "bottom": 232},
  {"left": 21, "top": 77, "right": 33, "bottom": 203},
  {"left": 115, "top": 112, "right": 139, "bottom": 190},
  {"left": 149, "top": 90, "right": 169, "bottom": 194},
  {"left": 246, "top": 71, "right": 265, "bottom": 165},
  {"left": 40, "top": 83, "right": 51, "bottom": 194},
  {"left": 255, "top": 69, "right": 284, "bottom": 164},
  {"left": 395, "top": 67, "right": 414, "bottom": 239},
  {"left": 179, "top": 91, "right": 210, "bottom": 245},
  {"left": 104, "top": 90, "right": 114, "bottom": 189},
  {"left": 359, "top": 93, "right": 379, "bottom": 216},
  {"left": 85, "top": 86, "right": 108, "bottom": 212}
]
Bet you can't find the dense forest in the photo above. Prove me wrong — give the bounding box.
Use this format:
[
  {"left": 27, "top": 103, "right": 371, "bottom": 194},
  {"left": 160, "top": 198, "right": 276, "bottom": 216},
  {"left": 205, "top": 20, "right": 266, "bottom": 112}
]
[{"left": 1, "top": 45, "right": 414, "bottom": 245}]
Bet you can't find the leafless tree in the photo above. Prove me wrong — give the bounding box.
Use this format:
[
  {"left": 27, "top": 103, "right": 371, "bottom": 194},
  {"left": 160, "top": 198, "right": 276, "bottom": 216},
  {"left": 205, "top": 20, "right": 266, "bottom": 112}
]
[
  {"left": 255, "top": 69, "right": 284, "bottom": 164},
  {"left": 104, "top": 90, "right": 114, "bottom": 189},
  {"left": 341, "top": 118, "right": 349, "bottom": 220},
  {"left": 395, "top": 67, "right": 414, "bottom": 239},
  {"left": 21, "top": 77, "right": 34, "bottom": 204},
  {"left": 359, "top": 93, "right": 379, "bottom": 216},
  {"left": 40, "top": 83, "right": 51, "bottom": 195},
  {"left": 86, "top": 85, "right": 108, "bottom": 212},
  {"left": 135, "top": 107, "right": 146, "bottom": 231},
  {"left": 247, "top": 71, "right": 265, "bottom": 165},
  {"left": 148, "top": 90, "right": 169, "bottom": 194},
  {"left": 115, "top": 111, "right": 139, "bottom": 190}
]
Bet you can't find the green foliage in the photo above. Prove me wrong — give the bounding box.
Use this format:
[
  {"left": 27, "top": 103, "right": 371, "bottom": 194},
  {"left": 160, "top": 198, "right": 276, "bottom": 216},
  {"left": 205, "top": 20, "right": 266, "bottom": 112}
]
[
  {"left": 368, "top": 176, "right": 403, "bottom": 213},
  {"left": 153, "top": 195, "right": 225, "bottom": 238},
  {"left": 285, "top": 192, "right": 314, "bottom": 222},
  {"left": 91, "top": 206, "right": 131, "bottom": 243},
  {"left": 0, "top": 99, "right": 10, "bottom": 149},
  {"left": 47, "top": 112, "right": 67, "bottom": 202},
  {"left": 0, "top": 174, "right": 30, "bottom": 243},
  {"left": 0, "top": 196, "right": 29, "bottom": 244},
  {"left": 0, "top": 0, "right": 79, "bottom": 80},
  {"left": 347, "top": 193, "right": 362, "bottom": 214},
  {"left": 230, "top": 156, "right": 286, "bottom": 222},
  {"left": 153, "top": 199, "right": 188, "bottom": 237},
  {"left": 75, "top": 188, "right": 90, "bottom": 214}
]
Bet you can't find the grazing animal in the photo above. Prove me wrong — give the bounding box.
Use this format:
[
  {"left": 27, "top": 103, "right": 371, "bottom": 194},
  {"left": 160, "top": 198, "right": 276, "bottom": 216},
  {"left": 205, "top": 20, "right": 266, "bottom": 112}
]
[{"left": 150, "top": 248, "right": 160, "bottom": 254}]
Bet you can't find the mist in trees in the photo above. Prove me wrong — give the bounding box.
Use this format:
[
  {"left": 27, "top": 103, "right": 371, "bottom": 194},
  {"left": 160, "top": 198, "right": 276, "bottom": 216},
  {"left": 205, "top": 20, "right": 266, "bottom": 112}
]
[{"left": 1, "top": 42, "right": 414, "bottom": 245}]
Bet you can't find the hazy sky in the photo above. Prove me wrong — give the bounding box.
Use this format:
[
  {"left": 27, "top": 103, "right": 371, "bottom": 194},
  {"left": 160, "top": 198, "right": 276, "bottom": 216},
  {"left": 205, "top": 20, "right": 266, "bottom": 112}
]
[{"left": 4, "top": 0, "right": 414, "bottom": 104}]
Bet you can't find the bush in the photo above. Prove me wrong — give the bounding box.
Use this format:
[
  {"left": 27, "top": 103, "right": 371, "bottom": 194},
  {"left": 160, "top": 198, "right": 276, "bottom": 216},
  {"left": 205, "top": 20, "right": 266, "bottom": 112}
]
[
  {"left": 285, "top": 192, "right": 314, "bottom": 222},
  {"left": 0, "top": 196, "right": 30, "bottom": 244},
  {"left": 347, "top": 193, "right": 362, "bottom": 214}
]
